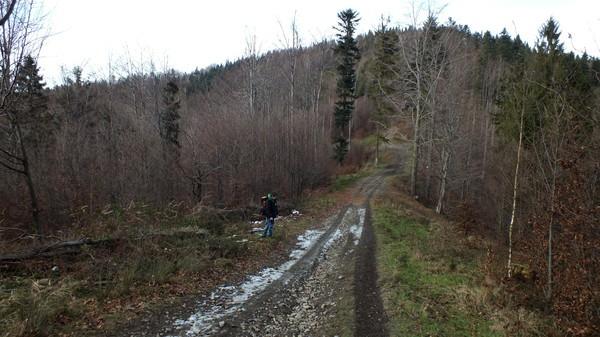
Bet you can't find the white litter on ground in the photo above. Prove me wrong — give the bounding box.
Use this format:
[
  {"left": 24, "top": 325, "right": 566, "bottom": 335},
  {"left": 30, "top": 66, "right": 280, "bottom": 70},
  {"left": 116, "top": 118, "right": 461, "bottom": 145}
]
[
  {"left": 349, "top": 208, "right": 366, "bottom": 245},
  {"left": 173, "top": 228, "right": 325, "bottom": 336}
]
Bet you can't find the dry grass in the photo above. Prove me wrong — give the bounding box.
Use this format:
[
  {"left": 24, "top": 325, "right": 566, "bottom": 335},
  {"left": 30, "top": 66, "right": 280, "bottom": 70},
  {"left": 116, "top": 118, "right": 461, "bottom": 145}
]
[{"left": 0, "top": 278, "right": 83, "bottom": 337}]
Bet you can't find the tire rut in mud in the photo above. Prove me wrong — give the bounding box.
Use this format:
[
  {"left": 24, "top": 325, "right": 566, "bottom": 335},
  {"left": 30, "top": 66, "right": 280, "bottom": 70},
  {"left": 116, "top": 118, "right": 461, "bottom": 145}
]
[
  {"left": 354, "top": 178, "right": 389, "bottom": 337},
  {"left": 353, "top": 133, "right": 405, "bottom": 337}
]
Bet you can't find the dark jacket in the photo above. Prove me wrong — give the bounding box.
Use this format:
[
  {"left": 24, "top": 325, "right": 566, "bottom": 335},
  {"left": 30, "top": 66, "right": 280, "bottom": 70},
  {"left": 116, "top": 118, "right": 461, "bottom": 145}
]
[{"left": 261, "top": 199, "right": 278, "bottom": 218}]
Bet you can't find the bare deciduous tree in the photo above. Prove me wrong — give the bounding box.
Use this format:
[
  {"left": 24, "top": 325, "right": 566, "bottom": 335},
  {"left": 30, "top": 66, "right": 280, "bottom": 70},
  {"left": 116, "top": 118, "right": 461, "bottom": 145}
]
[
  {"left": 0, "top": 0, "right": 16, "bottom": 26},
  {"left": 394, "top": 3, "right": 446, "bottom": 197},
  {"left": 0, "top": 0, "right": 45, "bottom": 238}
]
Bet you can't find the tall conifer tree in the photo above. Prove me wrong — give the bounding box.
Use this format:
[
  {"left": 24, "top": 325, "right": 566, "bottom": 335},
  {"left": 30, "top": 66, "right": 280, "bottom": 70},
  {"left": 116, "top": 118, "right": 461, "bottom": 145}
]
[{"left": 333, "top": 9, "right": 360, "bottom": 163}]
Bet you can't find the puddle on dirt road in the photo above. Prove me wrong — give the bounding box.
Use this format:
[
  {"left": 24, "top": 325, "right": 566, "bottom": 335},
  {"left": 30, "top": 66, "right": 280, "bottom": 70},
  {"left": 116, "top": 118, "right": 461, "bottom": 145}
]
[{"left": 170, "top": 229, "right": 325, "bottom": 336}]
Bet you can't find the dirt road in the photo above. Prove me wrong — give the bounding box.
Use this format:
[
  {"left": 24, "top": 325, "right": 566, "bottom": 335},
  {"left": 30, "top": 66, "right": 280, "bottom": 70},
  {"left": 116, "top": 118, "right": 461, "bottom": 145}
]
[
  {"left": 121, "top": 171, "right": 389, "bottom": 337},
  {"left": 114, "top": 129, "right": 409, "bottom": 337}
]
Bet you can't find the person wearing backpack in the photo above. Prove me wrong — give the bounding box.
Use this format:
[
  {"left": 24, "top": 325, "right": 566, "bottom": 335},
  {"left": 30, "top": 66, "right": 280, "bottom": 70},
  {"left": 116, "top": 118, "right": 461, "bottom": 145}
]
[{"left": 261, "top": 193, "right": 278, "bottom": 237}]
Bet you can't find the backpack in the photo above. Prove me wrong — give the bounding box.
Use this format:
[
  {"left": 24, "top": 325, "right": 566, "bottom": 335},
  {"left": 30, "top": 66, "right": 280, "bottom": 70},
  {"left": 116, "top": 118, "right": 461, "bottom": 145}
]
[{"left": 268, "top": 198, "right": 278, "bottom": 218}]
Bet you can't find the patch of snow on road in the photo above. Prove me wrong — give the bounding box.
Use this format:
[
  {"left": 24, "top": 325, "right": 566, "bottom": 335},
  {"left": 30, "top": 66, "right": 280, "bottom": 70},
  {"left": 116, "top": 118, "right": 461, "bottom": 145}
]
[
  {"left": 289, "top": 229, "right": 324, "bottom": 259},
  {"left": 232, "top": 267, "right": 284, "bottom": 303},
  {"left": 323, "top": 228, "right": 343, "bottom": 251},
  {"left": 173, "top": 228, "right": 325, "bottom": 336},
  {"left": 349, "top": 208, "right": 366, "bottom": 245}
]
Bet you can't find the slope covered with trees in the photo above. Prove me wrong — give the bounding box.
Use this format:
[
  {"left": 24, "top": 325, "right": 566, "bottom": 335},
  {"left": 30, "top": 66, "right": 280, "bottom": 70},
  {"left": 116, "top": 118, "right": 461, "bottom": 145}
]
[
  {"left": 0, "top": 32, "right": 374, "bottom": 231},
  {"left": 364, "top": 11, "right": 599, "bottom": 335}
]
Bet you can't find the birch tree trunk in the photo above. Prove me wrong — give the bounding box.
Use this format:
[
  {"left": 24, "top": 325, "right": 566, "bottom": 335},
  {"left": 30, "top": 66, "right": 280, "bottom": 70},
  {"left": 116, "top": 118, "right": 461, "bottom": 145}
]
[
  {"left": 410, "top": 98, "right": 421, "bottom": 197},
  {"left": 507, "top": 102, "right": 525, "bottom": 278},
  {"left": 462, "top": 102, "right": 477, "bottom": 201}
]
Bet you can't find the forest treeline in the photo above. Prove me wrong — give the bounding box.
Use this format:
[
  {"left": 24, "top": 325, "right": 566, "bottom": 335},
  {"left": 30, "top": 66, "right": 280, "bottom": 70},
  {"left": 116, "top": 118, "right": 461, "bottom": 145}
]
[{"left": 0, "top": 1, "right": 598, "bottom": 334}]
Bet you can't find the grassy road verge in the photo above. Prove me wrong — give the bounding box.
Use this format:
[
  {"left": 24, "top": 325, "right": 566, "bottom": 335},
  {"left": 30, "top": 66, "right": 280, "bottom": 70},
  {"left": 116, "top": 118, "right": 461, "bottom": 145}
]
[{"left": 372, "top": 195, "right": 554, "bottom": 337}]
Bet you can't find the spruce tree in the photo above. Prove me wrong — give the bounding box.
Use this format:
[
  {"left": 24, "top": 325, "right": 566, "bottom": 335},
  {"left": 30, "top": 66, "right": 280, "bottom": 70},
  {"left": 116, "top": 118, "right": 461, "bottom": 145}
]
[
  {"left": 367, "top": 18, "right": 397, "bottom": 165},
  {"left": 14, "top": 55, "right": 50, "bottom": 146},
  {"left": 497, "top": 28, "right": 513, "bottom": 62},
  {"left": 369, "top": 18, "right": 398, "bottom": 116},
  {"left": 333, "top": 9, "right": 360, "bottom": 164},
  {"left": 481, "top": 31, "right": 496, "bottom": 63},
  {"left": 160, "top": 80, "right": 181, "bottom": 150}
]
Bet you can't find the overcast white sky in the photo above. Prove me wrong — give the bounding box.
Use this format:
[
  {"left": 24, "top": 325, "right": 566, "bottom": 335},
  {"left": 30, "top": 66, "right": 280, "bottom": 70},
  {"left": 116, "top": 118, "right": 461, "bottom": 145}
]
[{"left": 38, "top": 0, "right": 600, "bottom": 85}]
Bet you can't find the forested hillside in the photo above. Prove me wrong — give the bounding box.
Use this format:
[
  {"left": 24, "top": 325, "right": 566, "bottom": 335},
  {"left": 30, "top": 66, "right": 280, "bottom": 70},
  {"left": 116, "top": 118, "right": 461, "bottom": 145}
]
[
  {"left": 363, "top": 15, "right": 600, "bottom": 335},
  {"left": 1, "top": 1, "right": 598, "bottom": 335},
  {"left": 2, "top": 39, "right": 339, "bottom": 222}
]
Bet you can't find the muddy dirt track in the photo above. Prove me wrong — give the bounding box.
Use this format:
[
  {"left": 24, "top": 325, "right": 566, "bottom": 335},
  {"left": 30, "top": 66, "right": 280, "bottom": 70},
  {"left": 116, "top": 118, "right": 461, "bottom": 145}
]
[
  {"left": 198, "top": 171, "right": 388, "bottom": 337},
  {"left": 354, "top": 202, "right": 388, "bottom": 337},
  {"left": 109, "top": 170, "right": 391, "bottom": 337}
]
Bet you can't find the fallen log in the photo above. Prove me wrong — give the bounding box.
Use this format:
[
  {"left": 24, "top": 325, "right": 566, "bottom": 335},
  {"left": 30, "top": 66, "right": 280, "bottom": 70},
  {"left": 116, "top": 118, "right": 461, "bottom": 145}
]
[
  {"left": 0, "top": 228, "right": 210, "bottom": 263},
  {"left": 0, "top": 238, "right": 113, "bottom": 263}
]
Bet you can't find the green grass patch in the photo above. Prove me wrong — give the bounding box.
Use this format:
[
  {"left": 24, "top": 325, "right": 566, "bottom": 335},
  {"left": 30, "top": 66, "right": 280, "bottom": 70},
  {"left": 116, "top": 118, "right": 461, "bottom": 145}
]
[
  {"left": 332, "top": 167, "right": 373, "bottom": 191},
  {"left": 373, "top": 202, "right": 502, "bottom": 337}
]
